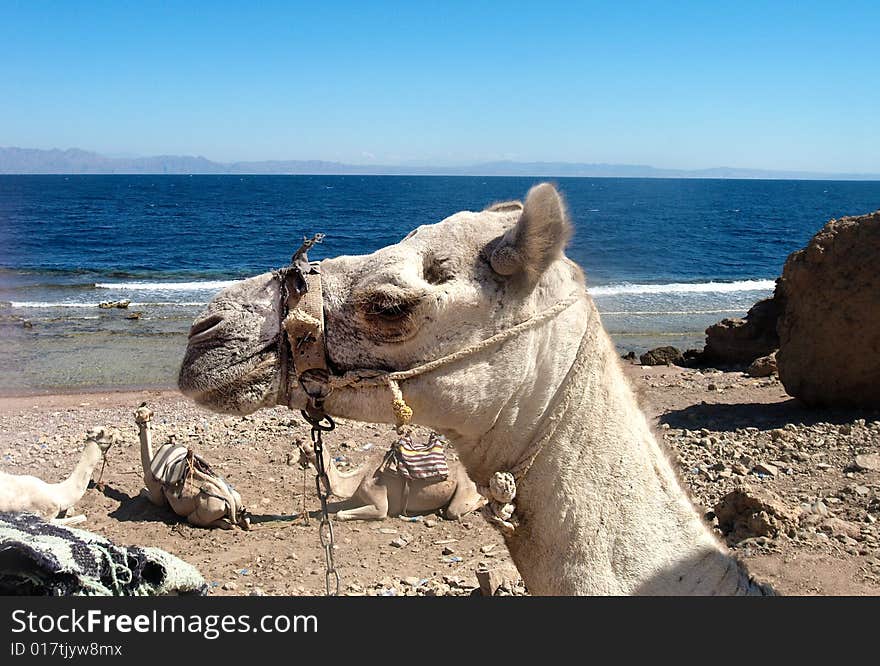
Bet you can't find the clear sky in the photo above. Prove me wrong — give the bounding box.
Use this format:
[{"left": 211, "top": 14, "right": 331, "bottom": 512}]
[{"left": 2, "top": 1, "right": 878, "bottom": 172}]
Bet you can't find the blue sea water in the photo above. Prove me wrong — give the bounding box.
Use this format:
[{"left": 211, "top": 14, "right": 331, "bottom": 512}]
[{"left": 1, "top": 175, "right": 879, "bottom": 391}]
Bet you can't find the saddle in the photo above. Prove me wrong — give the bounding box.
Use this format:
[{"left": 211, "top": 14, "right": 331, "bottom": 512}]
[{"left": 382, "top": 432, "right": 450, "bottom": 481}]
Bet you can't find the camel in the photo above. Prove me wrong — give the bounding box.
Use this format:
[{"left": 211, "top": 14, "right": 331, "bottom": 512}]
[
  {"left": 135, "top": 403, "right": 249, "bottom": 530},
  {"left": 178, "top": 183, "right": 773, "bottom": 595},
  {"left": 295, "top": 438, "right": 484, "bottom": 521},
  {"left": 0, "top": 427, "right": 117, "bottom": 524}
]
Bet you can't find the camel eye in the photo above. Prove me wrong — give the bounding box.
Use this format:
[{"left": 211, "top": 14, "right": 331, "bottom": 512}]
[
  {"left": 366, "top": 301, "right": 413, "bottom": 322},
  {"left": 423, "top": 254, "right": 453, "bottom": 285},
  {"left": 362, "top": 295, "right": 418, "bottom": 323}
]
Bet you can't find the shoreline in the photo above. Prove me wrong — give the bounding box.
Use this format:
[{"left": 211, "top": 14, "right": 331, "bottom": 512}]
[{"left": 0, "top": 382, "right": 177, "bottom": 400}]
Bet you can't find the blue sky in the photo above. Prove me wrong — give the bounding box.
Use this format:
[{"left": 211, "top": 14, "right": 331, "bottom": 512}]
[{"left": 2, "top": 1, "right": 878, "bottom": 172}]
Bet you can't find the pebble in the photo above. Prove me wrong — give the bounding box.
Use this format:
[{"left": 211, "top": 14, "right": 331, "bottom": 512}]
[
  {"left": 853, "top": 454, "right": 880, "bottom": 472},
  {"left": 753, "top": 462, "right": 778, "bottom": 477}
]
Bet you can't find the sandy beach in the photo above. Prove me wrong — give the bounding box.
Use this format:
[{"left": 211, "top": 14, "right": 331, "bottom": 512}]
[{"left": 2, "top": 363, "right": 878, "bottom": 596}]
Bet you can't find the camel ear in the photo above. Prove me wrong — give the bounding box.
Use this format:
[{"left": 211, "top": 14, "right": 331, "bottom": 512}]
[{"left": 490, "top": 183, "right": 572, "bottom": 282}]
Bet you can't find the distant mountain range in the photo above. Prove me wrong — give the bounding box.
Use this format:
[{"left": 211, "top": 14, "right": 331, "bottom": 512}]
[{"left": 1, "top": 147, "right": 878, "bottom": 180}]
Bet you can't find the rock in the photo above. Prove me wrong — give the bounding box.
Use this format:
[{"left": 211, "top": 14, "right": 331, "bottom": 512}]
[
  {"left": 853, "top": 454, "right": 880, "bottom": 472},
  {"left": 703, "top": 296, "right": 781, "bottom": 365},
  {"left": 748, "top": 352, "right": 777, "bottom": 378},
  {"left": 390, "top": 537, "right": 409, "bottom": 548},
  {"left": 221, "top": 581, "right": 238, "bottom": 591},
  {"left": 681, "top": 348, "right": 704, "bottom": 366},
  {"left": 423, "top": 582, "right": 451, "bottom": 596},
  {"left": 475, "top": 564, "right": 519, "bottom": 596},
  {"left": 98, "top": 299, "right": 131, "bottom": 309},
  {"left": 752, "top": 462, "right": 778, "bottom": 477},
  {"left": 818, "top": 518, "right": 862, "bottom": 540},
  {"left": 441, "top": 546, "right": 455, "bottom": 555},
  {"left": 639, "top": 346, "right": 684, "bottom": 366},
  {"left": 713, "top": 484, "right": 799, "bottom": 541},
  {"left": 776, "top": 210, "right": 880, "bottom": 407}
]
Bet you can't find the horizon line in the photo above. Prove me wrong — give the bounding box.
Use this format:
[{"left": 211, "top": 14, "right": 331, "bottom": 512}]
[{"left": 1, "top": 146, "right": 880, "bottom": 181}]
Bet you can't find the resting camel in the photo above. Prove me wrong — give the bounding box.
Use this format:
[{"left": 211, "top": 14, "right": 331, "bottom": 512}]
[
  {"left": 178, "top": 183, "right": 773, "bottom": 595},
  {"left": 296, "top": 439, "right": 484, "bottom": 521},
  {"left": 0, "top": 427, "right": 117, "bottom": 524},
  {"left": 135, "top": 403, "right": 249, "bottom": 530}
]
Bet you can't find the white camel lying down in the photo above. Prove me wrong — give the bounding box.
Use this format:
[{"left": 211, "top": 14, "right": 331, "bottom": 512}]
[
  {"left": 296, "top": 440, "right": 484, "bottom": 521},
  {"left": 0, "top": 427, "right": 117, "bottom": 524}
]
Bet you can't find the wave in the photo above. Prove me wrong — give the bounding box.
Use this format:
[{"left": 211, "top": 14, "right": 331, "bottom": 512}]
[
  {"left": 95, "top": 280, "right": 241, "bottom": 291},
  {"left": 588, "top": 279, "right": 776, "bottom": 296},
  {"left": 599, "top": 309, "right": 746, "bottom": 315}
]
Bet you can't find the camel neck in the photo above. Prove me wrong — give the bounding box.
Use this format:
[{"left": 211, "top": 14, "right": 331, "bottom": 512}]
[
  {"left": 472, "top": 301, "right": 767, "bottom": 595},
  {"left": 138, "top": 421, "right": 155, "bottom": 478},
  {"left": 315, "top": 445, "right": 363, "bottom": 499},
  {"left": 54, "top": 442, "right": 103, "bottom": 507}
]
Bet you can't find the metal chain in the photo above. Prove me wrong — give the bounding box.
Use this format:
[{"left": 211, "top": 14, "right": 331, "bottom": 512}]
[
  {"left": 301, "top": 404, "right": 340, "bottom": 596},
  {"left": 301, "top": 466, "right": 310, "bottom": 526}
]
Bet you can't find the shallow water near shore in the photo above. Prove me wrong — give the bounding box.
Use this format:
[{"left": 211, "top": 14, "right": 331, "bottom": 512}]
[{"left": 2, "top": 174, "right": 879, "bottom": 391}]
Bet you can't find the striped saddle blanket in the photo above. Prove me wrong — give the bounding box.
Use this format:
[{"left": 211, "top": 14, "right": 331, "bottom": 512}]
[
  {"left": 388, "top": 432, "right": 449, "bottom": 481},
  {"left": 150, "top": 443, "right": 216, "bottom": 489}
]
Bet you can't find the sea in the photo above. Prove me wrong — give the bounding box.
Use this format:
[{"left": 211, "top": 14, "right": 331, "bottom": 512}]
[{"left": 1, "top": 175, "right": 879, "bottom": 393}]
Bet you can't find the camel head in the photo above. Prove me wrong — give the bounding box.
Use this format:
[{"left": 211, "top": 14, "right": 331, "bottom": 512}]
[
  {"left": 178, "top": 183, "right": 585, "bottom": 436},
  {"left": 85, "top": 426, "right": 118, "bottom": 455}
]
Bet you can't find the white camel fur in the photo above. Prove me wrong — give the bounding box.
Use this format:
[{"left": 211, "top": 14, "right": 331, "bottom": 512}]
[
  {"left": 178, "top": 183, "right": 772, "bottom": 595},
  {"left": 296, "top": 439, "right": 484, "bottom": 521},
  {"left": 0, "top": 427, "right": 117, "bottom": 524},
  {"left": 135, "top": 403, "right": 249, "bottom": 530}
]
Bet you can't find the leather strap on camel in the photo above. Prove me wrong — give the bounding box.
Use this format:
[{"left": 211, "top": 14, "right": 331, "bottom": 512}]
[{"left": 276, "top": 234, "right": 330, "bottom": 411}]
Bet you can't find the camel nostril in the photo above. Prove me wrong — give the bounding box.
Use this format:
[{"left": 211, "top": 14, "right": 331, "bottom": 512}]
[{"left": 188, "top": 314, "right": 224, "bottom": 341}]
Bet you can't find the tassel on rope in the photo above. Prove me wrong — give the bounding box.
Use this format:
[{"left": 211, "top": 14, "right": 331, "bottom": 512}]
[
  {"left": 386, "top": 378, "right": 413, "bottom": 433},
  {"left": 478, "top": 471, "right": 519, "bottom": 535}
]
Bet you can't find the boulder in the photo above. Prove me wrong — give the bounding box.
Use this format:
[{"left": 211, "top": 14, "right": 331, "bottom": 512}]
[
  {"left": 747, "top": 352, "right": 777, "bottom": 377},
  {"left": 703, "top": 296, "right": 781, "bottom": 365},
  {"left": 639, "top": 346, "right": 683, "bottom": 366},
  {"left": 776, "top": 210, "right": 880, "bottom": 407}
]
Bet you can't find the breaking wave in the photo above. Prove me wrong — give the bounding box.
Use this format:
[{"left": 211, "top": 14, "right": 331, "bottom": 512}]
[
  {"left": 588, "top": 279, "right": 775, "bottom": 297},
  {"left": 95, "top": 280, "right": 241, "bottom": 291}
]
